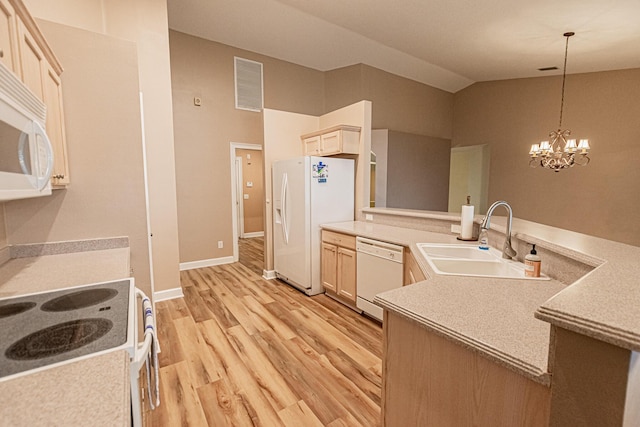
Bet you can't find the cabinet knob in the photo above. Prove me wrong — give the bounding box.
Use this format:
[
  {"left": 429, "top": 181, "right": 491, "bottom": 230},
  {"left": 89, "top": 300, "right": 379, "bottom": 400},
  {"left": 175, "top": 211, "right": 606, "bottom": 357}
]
[{"left": 0, "top": 49, "right": 3, "bottom": 58}]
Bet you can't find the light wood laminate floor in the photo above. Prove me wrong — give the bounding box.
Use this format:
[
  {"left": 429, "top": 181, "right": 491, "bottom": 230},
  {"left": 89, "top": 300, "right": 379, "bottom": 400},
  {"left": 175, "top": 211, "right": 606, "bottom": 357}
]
[{"left": 144, "top": 239, "right": 382, "bottom": 426}]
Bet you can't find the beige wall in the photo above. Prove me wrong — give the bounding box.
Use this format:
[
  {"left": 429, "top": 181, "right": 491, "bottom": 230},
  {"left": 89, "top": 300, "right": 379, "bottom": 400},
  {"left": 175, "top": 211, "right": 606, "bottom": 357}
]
[
  {"left": 236, "top": 148, "right": 264, "bottom": 234},
  {"left": 2, "top": 22, "right": 152, "bottom": 292},
  {"left": 385, "top": 131, "right": 451, "bottom": 211},
  {"left": 24, "top": 0, "right": 181, "bottom": 295},
  {"left": 169, "top": 30, "right": 324, "bottom": 264},
  {"left": 326, "top": 64, "right": 454, "bottom": 139},
  {"left": 453, "top": 68, "right": 640, "bottom": 246},
  {"left": 0, "top": 206, "right": 6, "bottom": 248}
]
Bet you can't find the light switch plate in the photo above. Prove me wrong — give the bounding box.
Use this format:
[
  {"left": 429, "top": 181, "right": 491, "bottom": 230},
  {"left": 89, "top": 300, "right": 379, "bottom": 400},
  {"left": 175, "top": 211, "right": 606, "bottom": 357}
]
[
  {"left": 244, "top": 194, "right": 249, "bottom": 199},
  {"left": 246, "top": 181, "right": 253, "bottom": 187},
  {"left": 451, "top": 224, "right": 461, "bottom": 234},
  {"left": 365, "top": 214, "right": 373, "bottom": 221}
]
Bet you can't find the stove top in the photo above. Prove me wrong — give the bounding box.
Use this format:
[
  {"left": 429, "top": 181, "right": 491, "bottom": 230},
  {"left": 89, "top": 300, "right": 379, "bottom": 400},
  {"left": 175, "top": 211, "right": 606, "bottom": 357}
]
[{"left": 0, "top": 279, "right": 133, "bottom": 380}]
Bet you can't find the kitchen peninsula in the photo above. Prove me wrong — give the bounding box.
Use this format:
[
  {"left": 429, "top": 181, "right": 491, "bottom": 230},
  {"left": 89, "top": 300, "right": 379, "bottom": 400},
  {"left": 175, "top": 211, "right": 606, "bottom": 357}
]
[{"left": 322, "top": 207, "right": 640, "bottom": 427}]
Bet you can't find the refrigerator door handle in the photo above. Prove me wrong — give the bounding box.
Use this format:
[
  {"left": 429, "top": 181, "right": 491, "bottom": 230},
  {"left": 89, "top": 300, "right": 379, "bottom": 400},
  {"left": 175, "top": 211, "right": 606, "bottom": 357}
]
[{"left": 281, "top": 173, "right": 289, "bottom": 244}]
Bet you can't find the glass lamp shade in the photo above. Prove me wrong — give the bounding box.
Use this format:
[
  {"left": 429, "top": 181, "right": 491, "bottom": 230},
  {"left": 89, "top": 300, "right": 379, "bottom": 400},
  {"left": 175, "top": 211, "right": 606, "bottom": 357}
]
[
  {"left": 564, "top": 139, "right": 577, "bottom": 153},
  {"left": 578, "top": 139, "right": 590, "bottom": 153}
]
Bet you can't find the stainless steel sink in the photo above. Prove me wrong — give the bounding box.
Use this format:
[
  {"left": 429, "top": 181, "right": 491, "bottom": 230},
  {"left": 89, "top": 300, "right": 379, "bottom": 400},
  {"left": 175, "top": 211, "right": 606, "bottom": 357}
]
[{"left": 417, "top": 243, "right": 549, "bottom": 280}]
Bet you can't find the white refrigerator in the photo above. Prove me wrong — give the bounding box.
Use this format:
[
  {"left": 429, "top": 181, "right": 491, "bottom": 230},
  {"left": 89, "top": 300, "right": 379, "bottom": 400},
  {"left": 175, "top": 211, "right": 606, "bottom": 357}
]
[{"left": 272, "top": 156, "right": 355, "bottom": 295}]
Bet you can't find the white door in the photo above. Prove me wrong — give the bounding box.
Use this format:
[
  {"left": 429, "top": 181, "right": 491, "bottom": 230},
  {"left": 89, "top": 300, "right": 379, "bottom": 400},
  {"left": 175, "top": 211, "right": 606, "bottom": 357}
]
[{"left": 235, "top": 156, "right": 244, "bottom": 238}]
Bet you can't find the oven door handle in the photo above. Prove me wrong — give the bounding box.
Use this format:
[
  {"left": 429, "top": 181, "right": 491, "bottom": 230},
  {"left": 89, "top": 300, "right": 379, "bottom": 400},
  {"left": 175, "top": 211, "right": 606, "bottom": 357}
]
[
  {"left": 133, "top": 288, "right": 154, "bottom": 365},
  {"left": 131, "top": 287, "right": 160, "bottom": 427}
]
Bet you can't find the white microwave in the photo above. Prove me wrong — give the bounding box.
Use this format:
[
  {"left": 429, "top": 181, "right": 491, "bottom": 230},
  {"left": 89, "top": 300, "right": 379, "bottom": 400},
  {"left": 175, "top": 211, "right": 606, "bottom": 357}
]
[{"left": 0, "top": 62, "right": 53, "bottom": 202}]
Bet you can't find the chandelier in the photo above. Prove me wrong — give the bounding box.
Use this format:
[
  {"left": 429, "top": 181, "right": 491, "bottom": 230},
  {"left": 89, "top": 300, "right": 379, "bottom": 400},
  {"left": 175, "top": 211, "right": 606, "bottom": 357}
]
[{"left": 529, "top": 32, "right": 590, "bottom": 172}]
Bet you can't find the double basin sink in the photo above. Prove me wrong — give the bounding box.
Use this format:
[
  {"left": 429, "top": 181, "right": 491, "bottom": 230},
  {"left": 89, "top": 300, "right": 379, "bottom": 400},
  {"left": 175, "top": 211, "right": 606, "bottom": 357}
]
[{"left": 418, "top": 243, "right": 549, "bottom": 280}]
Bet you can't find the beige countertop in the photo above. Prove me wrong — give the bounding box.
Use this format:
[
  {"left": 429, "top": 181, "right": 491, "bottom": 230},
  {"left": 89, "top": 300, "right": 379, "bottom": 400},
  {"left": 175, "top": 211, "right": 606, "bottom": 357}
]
[
  {"left": 0, "top": 350, "right": 131, "bottom": 426},
  {"left": 0, "top": 238, "right": 130, "bottom": 298},
  {"left": 323, "top": 216, "right": 640, "bottom": 385},
  {"left": 0, "top": 238, "right": 133, "bottom": 426},
  {"left": 322, "top": 220, "right": 565, "bottom": 385}
]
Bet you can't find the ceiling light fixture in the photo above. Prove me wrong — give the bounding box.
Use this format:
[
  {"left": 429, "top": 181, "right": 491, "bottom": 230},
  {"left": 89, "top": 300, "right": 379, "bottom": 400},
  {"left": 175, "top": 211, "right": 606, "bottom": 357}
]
[{"left": 529, "top": 32, "right": 590, "bottom": 172}]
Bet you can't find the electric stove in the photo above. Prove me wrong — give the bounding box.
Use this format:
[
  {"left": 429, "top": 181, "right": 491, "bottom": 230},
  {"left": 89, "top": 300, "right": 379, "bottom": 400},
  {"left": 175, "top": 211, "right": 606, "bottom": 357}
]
[{"left": 0, "top": 279, "right": 135, "bottom": 381}]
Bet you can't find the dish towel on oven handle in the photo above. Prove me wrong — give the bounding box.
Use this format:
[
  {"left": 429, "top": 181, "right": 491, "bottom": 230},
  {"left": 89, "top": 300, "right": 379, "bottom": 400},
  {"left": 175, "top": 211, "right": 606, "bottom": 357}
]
[{"left": 141, "top": 293, "right": 160, "bottom": 409}]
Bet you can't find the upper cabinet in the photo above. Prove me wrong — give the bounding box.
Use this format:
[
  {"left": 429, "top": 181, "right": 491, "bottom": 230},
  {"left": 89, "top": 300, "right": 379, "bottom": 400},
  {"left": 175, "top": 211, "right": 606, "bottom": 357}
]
[
  {"left": 301, "top": 125, "right": 361, "bottom": 156},
  {"left": 2, "top": 0, "right": 69, "bottom": 186},
  {"left": 0, "top": 0, "right": 18, "bottom": 73}
]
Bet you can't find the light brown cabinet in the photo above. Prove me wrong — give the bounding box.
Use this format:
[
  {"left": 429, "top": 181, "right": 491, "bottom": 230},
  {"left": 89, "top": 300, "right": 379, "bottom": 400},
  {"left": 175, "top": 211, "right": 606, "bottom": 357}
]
[
  {"left": 0, "top": 0, "right": 18, "bottom": 73},
  {"left": 321, "top": 230, "right": 357, "bottom": 305},
  {"left": 301, "top": 125, "right": 360, "bottom": 156},
  {"left": 43, "top": 63, "right": 69, "bottom": 185},
  {"left": 383, "top": 311, "right": 551, "bottom": 426},
  {"left": 16, "top": 17, "right": 44, "bottom": 100},
  {"left": 403, "top": 248, "right": 427, "bottom": 285},
  {"left": 3, "top": 0, "right": 69, "bottom": 186}
]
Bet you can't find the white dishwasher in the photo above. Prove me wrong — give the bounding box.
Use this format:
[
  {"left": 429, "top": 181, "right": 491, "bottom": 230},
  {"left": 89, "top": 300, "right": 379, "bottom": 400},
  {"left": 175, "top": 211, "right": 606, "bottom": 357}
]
[{"left": 356, "top": 237, "right": 404, "bottom": 321}]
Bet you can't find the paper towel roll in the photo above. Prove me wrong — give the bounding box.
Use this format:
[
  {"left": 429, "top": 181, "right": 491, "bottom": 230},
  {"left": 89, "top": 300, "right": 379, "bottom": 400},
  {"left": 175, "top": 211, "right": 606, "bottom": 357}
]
[{"left": 461, "top": 204, "right": 474, "bottom": 239}]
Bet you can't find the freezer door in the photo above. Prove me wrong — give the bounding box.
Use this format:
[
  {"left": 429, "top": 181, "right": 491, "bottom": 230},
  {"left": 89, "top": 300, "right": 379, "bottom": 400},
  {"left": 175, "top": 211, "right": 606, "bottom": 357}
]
[{"left": 272, "top": 157, "right": 311, "bottom": 290}]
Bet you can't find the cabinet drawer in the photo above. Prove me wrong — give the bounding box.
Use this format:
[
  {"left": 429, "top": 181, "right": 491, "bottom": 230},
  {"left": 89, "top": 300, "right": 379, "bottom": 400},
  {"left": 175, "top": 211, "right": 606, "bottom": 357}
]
[{"left": 322, "top": 230, "right": 356, "bottom": 250}]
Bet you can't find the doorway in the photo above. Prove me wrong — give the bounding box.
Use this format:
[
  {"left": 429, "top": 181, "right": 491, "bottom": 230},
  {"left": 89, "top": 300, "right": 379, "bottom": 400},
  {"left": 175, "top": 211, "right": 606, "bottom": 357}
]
[
  {"left": 448, "top": 144, "right": 490, "bottom": 214},
  {"left": 230, "top": 143, "right": 264, "bottom": 263}
]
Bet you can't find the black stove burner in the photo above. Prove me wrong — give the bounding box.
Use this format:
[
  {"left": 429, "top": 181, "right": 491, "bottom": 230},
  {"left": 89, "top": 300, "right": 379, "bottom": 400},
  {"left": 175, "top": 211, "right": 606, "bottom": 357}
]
[
  {"left": 0, "top": 302, "right": 37, "bottom": 319},
  {"left": 41, "top": 288, "right": 118, "bottom": 312},
  {"left": 5, "top": 318, "right": 113, "bottom": 360}
]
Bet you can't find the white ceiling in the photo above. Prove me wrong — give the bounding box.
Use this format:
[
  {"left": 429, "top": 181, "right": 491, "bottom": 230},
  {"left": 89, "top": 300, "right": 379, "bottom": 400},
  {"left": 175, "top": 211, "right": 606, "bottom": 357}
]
[{"left": 167, "top": 0, "right": 640, "bottom": 93}]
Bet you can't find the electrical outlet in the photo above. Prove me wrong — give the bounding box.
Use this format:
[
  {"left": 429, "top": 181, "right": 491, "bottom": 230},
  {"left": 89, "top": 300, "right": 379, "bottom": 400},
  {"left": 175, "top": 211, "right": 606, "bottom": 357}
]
[
  {"left": 217, "top": 241, "right": 223, "bottom": 249},
  {"left": 244, "top": 194, "right": 249, "bottom": 199},
  {"left": 451, "top": 224, "right": 461, "bottom": 234},
  {"left": 365, "top": 214, "right": 373, "bottom": 221}
]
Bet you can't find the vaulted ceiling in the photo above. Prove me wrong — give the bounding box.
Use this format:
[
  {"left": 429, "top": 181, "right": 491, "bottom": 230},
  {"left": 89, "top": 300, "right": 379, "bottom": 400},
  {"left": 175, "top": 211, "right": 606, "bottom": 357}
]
[{"left": 168, "top": 0, "right": 640, "bottom": 92}]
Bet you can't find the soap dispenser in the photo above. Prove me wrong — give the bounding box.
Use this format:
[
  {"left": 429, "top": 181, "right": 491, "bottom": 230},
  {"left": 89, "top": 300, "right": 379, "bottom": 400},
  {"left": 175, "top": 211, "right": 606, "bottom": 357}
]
[{"left": 524, "top": 244, "right": 541, "bottom": 277}]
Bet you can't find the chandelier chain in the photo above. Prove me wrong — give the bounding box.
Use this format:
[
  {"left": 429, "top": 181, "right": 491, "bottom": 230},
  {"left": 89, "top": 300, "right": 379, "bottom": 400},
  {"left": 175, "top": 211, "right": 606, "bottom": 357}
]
[{"left": 558, "top": 34, "right": 570, "bottom": 130}]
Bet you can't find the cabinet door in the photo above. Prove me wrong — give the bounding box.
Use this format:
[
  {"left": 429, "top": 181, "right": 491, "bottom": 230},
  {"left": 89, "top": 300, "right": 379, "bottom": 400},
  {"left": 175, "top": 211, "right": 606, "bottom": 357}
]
[
  {"left": 337, "top": 247, "right": 357, "bottom": 302},
  {"left": 0, "top": 0, "right": 17, "bottom": 73},
  {"left": 43, "top": 64, "right": 69, "bottom": 185},
  {"left": 321, "top": 242, "right": 338, "bottom": 293},
  {"left": 320, "top": 130, "right": 341, "bottom": 155},
  {"left": 303, "top": 135, "right": 321, "bottom": 156},
  {"left": 17, "top": 18, "right": 44, "bottom": 100},
  {"left": 404, "top": 250, "right": 427, "bottom": 285}
]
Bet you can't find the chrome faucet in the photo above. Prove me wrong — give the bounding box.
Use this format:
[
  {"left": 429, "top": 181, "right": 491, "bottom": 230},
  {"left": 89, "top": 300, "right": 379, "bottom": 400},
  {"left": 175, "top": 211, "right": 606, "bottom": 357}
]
[{"left": 478, "top": 201, "right": 517, "bottom": 259}]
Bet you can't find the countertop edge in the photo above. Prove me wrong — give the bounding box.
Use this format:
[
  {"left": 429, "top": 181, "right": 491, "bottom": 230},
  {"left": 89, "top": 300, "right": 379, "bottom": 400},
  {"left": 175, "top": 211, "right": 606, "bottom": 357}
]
[
  {"left": 535, "top": 307, "right": 640, "bottom": 351},
  {"left": 376, "top": 296, "right": 551, "bottom": 387},
  {"left": 323, "top": 218, "right": 640, "bottom": 354}
]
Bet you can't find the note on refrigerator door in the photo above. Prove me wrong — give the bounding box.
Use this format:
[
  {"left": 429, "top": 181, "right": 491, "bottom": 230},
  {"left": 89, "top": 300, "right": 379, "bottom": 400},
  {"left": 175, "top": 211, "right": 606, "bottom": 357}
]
[{"left": 312, "top": 162, "right": 328, "bottom": 183}]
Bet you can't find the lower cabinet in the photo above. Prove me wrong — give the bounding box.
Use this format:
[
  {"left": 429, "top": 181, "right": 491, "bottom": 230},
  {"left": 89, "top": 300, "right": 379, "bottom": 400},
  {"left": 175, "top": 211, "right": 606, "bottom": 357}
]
[
  {"left": 404, "top": 248, "right": 427, "bottom": 285},
  {"left": 383, "top": 310, "right": 551, "bottom": 426},
  {"left": 321, "top": 230, "right": 357, "bottom": 305}
]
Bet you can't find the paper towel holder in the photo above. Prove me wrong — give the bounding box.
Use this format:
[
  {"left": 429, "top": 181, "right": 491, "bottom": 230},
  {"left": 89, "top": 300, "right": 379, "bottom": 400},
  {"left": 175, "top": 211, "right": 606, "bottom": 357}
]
[{"left": 458, "top": 195, "right": 478, "bottom": 241}]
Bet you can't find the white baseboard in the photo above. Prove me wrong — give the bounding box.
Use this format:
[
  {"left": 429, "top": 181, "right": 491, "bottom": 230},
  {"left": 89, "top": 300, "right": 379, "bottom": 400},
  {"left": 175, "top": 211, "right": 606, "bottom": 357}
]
[
  {"left": 180, "top": 256, "right": 234, "bottom": 271},
  {"left": 242, "top": 231, "right": 264, "bottom": 238},
  {"left": 154, "top": 287, "right": 184, "bottom": 302},
  {"left": 262, "top": 269, "right": 276, "bottom": 280}
]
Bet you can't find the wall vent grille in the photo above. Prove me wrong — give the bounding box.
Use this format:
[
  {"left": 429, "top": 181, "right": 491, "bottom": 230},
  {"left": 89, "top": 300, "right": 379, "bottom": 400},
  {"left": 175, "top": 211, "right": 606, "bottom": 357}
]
[{"left": 234, "top": 57, "right": 263, "bottom": 112}]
